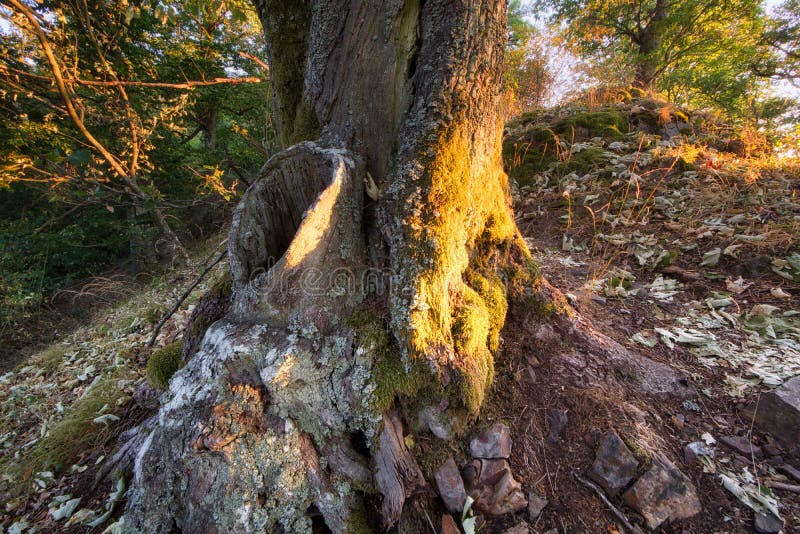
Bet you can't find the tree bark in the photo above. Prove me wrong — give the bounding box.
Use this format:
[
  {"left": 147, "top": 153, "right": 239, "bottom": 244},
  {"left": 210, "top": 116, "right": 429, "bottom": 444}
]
[
  {"left": 633, "top": 0, "right": 668, "bottom": 89},
  {"left": 120, "top": 1, "right": 688, "bottom": 531}
]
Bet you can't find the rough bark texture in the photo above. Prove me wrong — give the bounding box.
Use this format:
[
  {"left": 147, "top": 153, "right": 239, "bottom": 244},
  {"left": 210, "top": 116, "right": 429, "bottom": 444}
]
[
  {"left": 633, "top": 0, "right": 668, "bottom": 89},
  {"left": 121, "top": 1, "right": 688, "bottom": 531}
]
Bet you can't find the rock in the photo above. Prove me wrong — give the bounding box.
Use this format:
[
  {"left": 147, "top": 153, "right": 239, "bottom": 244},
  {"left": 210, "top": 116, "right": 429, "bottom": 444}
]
[
  {"left": 589, "top": 430, "right": 639, "bottom": 496},
  {"left": 468, "top": 459, "right": 527, "bottom": 516},
  {"left": 470, "top": 422, "right": 512, "bottom": 459},
  {"left": 545, "top": 408, "right": 568, "bottom": 444},
  {"left": 461, "top": 461, "right": 479, "bottom": 487},
  {"left": 503, "top": 523, "right": 529, "bottom": 534},
  {"left": 418, "top": 405, "right": 451, "bottom": 440},
  {"left": 441, "top": 514, "right": 460, "bottom": 534},
  {"left": 623, "top": 454, "right": 702, "bottom": 530},
  {"left": 683, "top": 442, "right": 714, "bottom": 464},
  {"left": 719, "top": 435, "right": 762, "bottom": 458},
  {"left": 533, "top": 323, "right": 561, "bottom": 345},
  {"left": 435, "top": 458, "right": 467, "bottom": 514},
  {"left": 527, "top": 492, "right": 548, "bottom": 521},
  {"left": 476, "top": 459, "right": 509, "bottom": 487},
  {"left": 754, "top": 512, "right": 784, "bottom": 534},
  {"left": 748, "top": 376, "right": 800, "bottom": 453}
]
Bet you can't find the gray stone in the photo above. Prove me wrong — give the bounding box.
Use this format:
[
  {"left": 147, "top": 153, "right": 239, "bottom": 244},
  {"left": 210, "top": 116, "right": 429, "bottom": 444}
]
[
  {"left": 749, "top": 376, "right": 800, "bottom": 453},
  {"left": 435, "top": 457, "right": 467, "bottom": 514},
  {"left": 589, "top": 430, "right": 639, "bottom": 496},
  {"left": 468, "top": 459, "right": 527, "bottom": 516},
  {"left": 546, "top": 408, "right": 568, "bottom": 444},
  {"left": 623, "top": 454, "right": 702, "bottom": 530},
  {"left": 470, "top": 422, "right": 512, "bottom": 459},
  {"left": 754, "top": 512, "right": 784, "bottom": 534},
  {"left": 476, "top": 459, "right": 510, "bottom": 487},
  {"left": 527, "top": 492, "right": 548, "bottom": 521},
  {"left": 418, "top": 405, "right": 451, "bottom": 440},
  {"left": 684, "top": 441, "right": 714, "bottom": 464},
  {"left": 719, "top": 435, "right": 762, "bottom": 458}
]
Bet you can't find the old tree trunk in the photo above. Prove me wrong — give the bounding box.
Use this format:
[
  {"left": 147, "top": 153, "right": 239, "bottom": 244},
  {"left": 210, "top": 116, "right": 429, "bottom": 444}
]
[{"left": 121, "top": 1, "right": 688, "bottom": 531}]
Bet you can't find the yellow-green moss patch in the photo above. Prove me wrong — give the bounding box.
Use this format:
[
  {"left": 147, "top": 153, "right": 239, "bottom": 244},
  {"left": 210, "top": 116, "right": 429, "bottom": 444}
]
[{"left": 146, "top": 341, "right": 183, "bottom": 390}]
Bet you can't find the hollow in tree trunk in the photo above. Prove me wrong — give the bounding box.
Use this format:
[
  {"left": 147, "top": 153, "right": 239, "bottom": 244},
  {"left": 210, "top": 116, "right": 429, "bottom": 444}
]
[{"left": 121, "top": 1, "right": 688, "bottom": 531}]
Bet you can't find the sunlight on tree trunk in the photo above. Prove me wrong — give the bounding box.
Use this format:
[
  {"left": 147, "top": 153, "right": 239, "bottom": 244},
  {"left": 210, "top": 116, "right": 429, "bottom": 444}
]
[{"left": 122, "top": 1, "right": 690, "bottom": 531}]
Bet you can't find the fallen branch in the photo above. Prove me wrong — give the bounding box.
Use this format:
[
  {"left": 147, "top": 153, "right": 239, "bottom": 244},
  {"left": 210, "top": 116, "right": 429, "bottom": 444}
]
[
  {"left": 1, "top": 65, "right": 266, "bottom": 89},
  {"left": 764, "top": 480, "right": 800, "bottom": 494},
  {"left": 574, "top": 471, "right": 642, "bottom": 534},
  {"left": 147, "top": 249, "right": 227, "bottom": 348}
]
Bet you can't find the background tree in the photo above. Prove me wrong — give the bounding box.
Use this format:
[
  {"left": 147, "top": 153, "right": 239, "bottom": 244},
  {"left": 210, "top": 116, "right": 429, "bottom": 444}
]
[
  {"left": 533, "top": 0, "right": 779, "bottom": 116},
  {"left": 757, "top": 0, "right": 800, "bottom": 82},
  {"left": 0, "top": 0, "right": 272, "bottom": 339},
  {"left": 504, "top": 1, "right": 555, "bottom": 114}
]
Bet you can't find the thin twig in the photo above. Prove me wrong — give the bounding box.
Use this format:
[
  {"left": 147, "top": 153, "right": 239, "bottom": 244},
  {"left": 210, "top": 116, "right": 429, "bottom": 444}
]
[
  {"left": 147, "top": 250, "right": 227, "bottom": 348},
  {"left": 574, "top": 471, "right": 641, "bottom": 534}
]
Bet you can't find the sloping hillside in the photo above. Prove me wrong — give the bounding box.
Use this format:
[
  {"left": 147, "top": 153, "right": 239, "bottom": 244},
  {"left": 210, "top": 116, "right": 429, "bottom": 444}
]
[{"left": 1, "top": 96, "right": 799, "bottom": 533}]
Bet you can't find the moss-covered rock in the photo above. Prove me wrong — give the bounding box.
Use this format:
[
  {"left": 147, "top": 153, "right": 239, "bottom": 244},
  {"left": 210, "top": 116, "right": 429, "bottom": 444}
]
[
  {"left": 502, "top": 125, "right": 560, "bottom": 186},
  {"left": 556, "top": 110, "right": 629, "bottom": 140},
  {"left": 147, "top": 341, "right": 183, "bottom": 390},
  {"left": 554, "top": 147, "right": 609, "bottom": 177}
]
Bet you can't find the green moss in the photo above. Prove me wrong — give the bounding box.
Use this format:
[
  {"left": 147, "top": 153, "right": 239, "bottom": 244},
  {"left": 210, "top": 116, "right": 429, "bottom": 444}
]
[
  {"left": 344, "top": 504, "right": 375, "bottom": 534},
  {"left": 505, "top": 252, "right": 541, "bottom": 299},
  {"left": 346, "top": 310, "right": 431, "bottom": 413},
  {"left": 555, "top": 147, "right": 607, "bottom": 176},
  {"left": 623, "top": 437, "right": 652, "bottom": 467},
  {"left": 506, "top": 110, "right": 540, "bottom": 128},
  {"left": 464, "top": 269, "right": 507, "bottom": 353},
  {"left": 556, "top": 110, "right": 629, "bottom": 140},
  {"left": 502, "top": 125, "right": 560, "bottom": 186},
  {"left": 146, "top": 341, "right": 183, "bottom": 390},
  {"left": 416, "top": 439, "right": 458, "bottom": 482}
]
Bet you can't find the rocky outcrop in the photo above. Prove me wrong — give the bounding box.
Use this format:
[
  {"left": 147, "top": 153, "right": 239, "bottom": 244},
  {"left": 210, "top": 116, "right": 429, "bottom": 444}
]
[
  {"left": 589, "top": 430, "right": 639, "bottom": 496},
  {"left": 469, "top": 422, "right": 512, "bottom": 459},
  {"left": 435, "top": 458, "right": 467, "bottom": 514},
  {"left": 748, "top": 376, "right": 800, "bottom": 453},
  {"left": 623, "top": 454, "right": 702, "bottom": 530}
]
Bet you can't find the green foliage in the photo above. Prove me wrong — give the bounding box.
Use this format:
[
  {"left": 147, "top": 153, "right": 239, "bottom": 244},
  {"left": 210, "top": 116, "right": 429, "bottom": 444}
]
[
  {"left": 146, "top": 341, "right": 183, "bottom": 389},
  {"left": 0, "top": 0, "right": 276, "bottom": 329},
  {"left": 505, "top": 1, "right": 554, "bottom": 113},
  {"left": 759, "top": 0, "right": 800, "bottom": 82},
  {"left": 534, "top": 0, "right": 793, "bottom": 120}
]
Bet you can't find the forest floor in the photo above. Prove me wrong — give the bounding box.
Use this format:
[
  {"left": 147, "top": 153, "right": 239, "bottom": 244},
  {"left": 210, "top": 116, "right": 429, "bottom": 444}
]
[
  {"left": 1, "top": 96, "right": 799, "bottom": 533},
  {"left": 482, "top": 96, "right": 800, "bottom": 533}
]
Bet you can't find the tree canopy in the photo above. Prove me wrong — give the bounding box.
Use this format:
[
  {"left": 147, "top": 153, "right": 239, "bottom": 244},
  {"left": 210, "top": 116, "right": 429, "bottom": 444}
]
[{"left": 533, "top": 0, "right": 793, "bottom": 118}]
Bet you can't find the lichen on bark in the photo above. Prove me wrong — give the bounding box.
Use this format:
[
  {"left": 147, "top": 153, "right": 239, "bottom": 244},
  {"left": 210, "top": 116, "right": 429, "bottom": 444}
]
[{"left": 122, "top": 2, "right": 533, "bottom": 531}]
